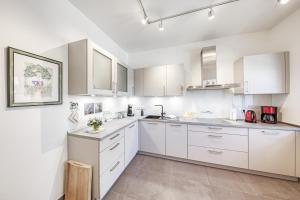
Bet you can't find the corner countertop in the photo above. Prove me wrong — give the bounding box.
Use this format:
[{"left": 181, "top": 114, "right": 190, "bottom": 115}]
[
  {"left": 139, "top": 117, "right": 300, "bottom": 131},
  {"left": 68, "top": 116, "right": 300, "bottom": 141},
  {"left": 68, "top": 116, "right": 141, "bottom": 141}
]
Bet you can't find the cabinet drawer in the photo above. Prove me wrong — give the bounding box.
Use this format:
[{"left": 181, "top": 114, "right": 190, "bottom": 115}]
[
  {"left": 188, "top": 132, "right": 248, "bottom": 152},
  {"left": 188, "top": 146, "right": 248, "bottom": 169},
  {"left": 188, "top": 125, "right": 248, "bottom": 135},
  {"left": 100, "top": 129, "right": 124, "bottom": 152},
  {"left": 100, "top": 154, "right": 124, "bottom": 199},
  {"left": 100, "top": 137, "right": 124, "bottom": 175}
]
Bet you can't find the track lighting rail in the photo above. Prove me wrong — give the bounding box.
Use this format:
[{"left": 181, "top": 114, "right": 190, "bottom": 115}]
[{"left": 137, "top": 0, "right": 241, "bottom": 24}]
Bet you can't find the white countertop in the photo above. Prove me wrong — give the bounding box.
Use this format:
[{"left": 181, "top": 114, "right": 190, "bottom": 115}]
[
  {"left": 68, "top": 116, "right": 300, "bottom": 141},
  {"left": 68, "top": 116, "right": 141, "bottom": 141}
]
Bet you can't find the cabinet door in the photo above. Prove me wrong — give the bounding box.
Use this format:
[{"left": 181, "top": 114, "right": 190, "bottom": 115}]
[
  {"left": 297, "top": 133, "right": 300, "bottom": 177},
  {"left": 249, "top": 129, "right": 295, "bottom": 176},
  {"left": 244, "top": 53, "right": 287, "bottom": 94},
  {"left": 166, "top": 65, "right": 185, "bottom": 96},
  {"left": 143, "top": 66, "right": 166, "bottom": 97},
  {"left": 140, "top": 121, "right": 166, "bottom": 155},
  {"left": 117, "top": 63, "right": 128, "bottom": 95},
  {"left": 125, "top": 122, "right": 139, "bottom": 167},
  {"left": 166, "top": 123, "right": 187, "bottom": 159},
  {"left": 134, "top": 69, "right": 144, "bottom": 96}
]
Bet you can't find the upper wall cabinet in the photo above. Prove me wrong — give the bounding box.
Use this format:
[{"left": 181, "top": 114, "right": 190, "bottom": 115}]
[
  {"left": 143, "top": 66, "right": 166, "bottom": 97},
  {"left": 134, "top": 69, "right": 144, "bottom": 96},
  {"left": 116, "top": 62, "right": 128, "bottom": 96},
  {"left": 234, "top": 52, "right": 290, "bottom": 95},
  {"left": 68, "top": 39, "right": 117, "bottom": 96},
  {"left": 166, "top": 64, "right": 185, "bottom": 96},
  {"left": 134, "top": 64, "right": 185, "bottom": 97}
]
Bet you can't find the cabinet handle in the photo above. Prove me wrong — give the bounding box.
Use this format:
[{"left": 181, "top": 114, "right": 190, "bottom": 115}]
[
  {"left": 147, "top": 122, "right": 158, "bottom": 125},
  {"left": 261, "top": 131, "right": 280, "bottom": 135},
  {"left": 208, "top": 150, "right": 223, "bottom": 154},
  {"left": 129, "top": 124, "right": 135, "bottom": 128},
  {"left": 244, "top": 81, "right": 249, "bottom": 93},
  {"left": 170, "top": 124, "right": 182, "bottom": 127},
  {"left": 208, "top": 127, "right": 223, "bottom": 130},
  {"left": 110, "top": 161, "right": 120, "bottom": 172},
  {"left": 109, "top": 133, "right": 120, "bottom": 140},
  {"left": 208, "top": 134, "right": 223, "bottom": 138},
  {"left": 109, "top": 143, "right": 120, "bottom": 151}
]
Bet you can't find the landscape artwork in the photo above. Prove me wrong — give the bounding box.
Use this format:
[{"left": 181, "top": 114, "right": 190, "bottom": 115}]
[{"left": 8, "top": 47, "right": 63, "bottom": 107}]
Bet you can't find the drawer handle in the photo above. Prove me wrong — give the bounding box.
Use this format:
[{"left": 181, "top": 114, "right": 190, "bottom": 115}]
[
  {"left": 110, "top": 133, "right": 120, "bottom": 140},
  {"left": 170, "top": 124, "right": 182, "bottom": 127},
  {"left": 148, "top": 122, "right": 158, "bottom": 125},
  {"left": 110, "top": 161, "right": 120, "bottom": 172},
  {"left": 208, "top": 134, "right": 223, "bottom": 138},
  {"left": 208, "top": 149, "right": 223, "bottom": 154},
  {"left": 261, "top": 131, "right": 280, "bottom": 135},
  {"left": 208, "top": 127, "right": 223, "bottom": 130},
  {"left": 129, "top": 124, "right": 135, "bottom": 128},
  {"left": 109, "top": 143, "right": 120, "bottom": 151}
]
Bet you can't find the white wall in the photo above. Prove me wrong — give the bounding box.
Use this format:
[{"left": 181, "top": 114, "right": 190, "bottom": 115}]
[
  {"left": 0, "top": 0, "right": 128, "bottom": 200},
  {"left": 269, "top": 9, "right": 300, "bottom": 125}
]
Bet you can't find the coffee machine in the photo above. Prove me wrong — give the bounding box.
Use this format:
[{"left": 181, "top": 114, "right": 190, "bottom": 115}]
[
  {"left": 127, "top": 104, "right": 134, "bottom": 117},
  {"left": 261, "top": 106, "right": 277, "bottom": 124}
]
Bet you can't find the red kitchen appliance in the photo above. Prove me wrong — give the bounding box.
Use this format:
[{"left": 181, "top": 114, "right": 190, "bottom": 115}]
[
  {"left": 245, "top": 110, "right": 257, "bottom": 123},
  {"left": 261, "top": 106, "right": 277, "bottom": 124}
]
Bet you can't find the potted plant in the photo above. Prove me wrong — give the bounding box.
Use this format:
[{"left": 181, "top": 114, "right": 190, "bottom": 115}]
[{"left": 87, "top": 118, "right": 103, "bottom": 133}]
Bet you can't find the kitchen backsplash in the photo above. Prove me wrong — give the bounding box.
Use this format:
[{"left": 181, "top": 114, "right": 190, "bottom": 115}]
[{"left": 68, "top": 91, "right": 281, "bottom": 131}]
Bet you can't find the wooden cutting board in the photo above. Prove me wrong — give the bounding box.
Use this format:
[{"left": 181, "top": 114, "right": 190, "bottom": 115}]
[{"left": 65, "top": 160, "right": 92, "bottom": 200}]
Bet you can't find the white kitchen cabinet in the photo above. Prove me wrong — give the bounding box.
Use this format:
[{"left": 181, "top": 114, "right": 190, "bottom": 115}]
[
  {"left": 125, "top": 122, "right": 139, "bottom": 167},
  {"left": 134, "top": 68, "right": 144, "bottom": 96},
  {"left": 296, "top": 133, "right": 300, "bottom": 177},
  {"left": 249, "top": 129, "right": 295, "bottom": 176},
  {"left": 166, "top": 64, "right": 185, "bottom": 96},
  {"left": 116, "top": 62, "right": 128, "bottom": 96},
  {"left": 166, "top": 123, "right": 187, "bottom": 159},
  {"left": 68, "top": 39, "right": 117, "bottom": 96},
  {"left": 234, "top": 52, "right": 289, "bottom": 94},
  {"left": 140, "top": 121, "right": 166, "bottom": 155},
  {"left": 143, "top": 66, "right": 166, "bottom": 96}
]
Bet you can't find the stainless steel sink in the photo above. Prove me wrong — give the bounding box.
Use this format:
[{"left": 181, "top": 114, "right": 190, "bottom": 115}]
[{"left": 145, "top": 115, "right": 161, "bottom": 119}]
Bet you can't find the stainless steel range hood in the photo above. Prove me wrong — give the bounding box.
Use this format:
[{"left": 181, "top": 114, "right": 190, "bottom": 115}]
[{"left": 187, "top": 46, "right": 239, "bottom": 91}]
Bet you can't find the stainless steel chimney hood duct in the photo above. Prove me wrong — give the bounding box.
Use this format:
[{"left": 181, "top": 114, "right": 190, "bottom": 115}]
[{"left": 187, "top": 46, "right": 239, "bottom": 91}]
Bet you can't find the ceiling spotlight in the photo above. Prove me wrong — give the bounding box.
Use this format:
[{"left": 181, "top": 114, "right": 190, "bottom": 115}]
[
  {"left": 158, "top": 21, "right": 164, "bottom": 31},
  {"left": 277, "top": 0, "right": 290, "bottom": 5},
  {"left": 141, "top": 16, "right": 148, "bottom": 25},
  {"left": 208, "top": 8, "right": 215, "bottom": 20}
]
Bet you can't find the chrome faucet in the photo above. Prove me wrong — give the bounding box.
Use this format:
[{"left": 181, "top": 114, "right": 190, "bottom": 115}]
[{"left": 155, "top": 105, "right": 166, "bottom": 119}]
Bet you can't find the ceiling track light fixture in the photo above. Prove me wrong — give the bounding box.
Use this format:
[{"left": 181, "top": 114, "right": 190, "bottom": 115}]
[
  {"left": 208, "top": 8, "right": 215, "bottom": 20},
  {"left": 277, "top": 0, "right": 290, "bottom": 5},
  {"left": 158, "top": 20, "right": 164, "bottom": 31},
  {"left": 137, "top": 0, "right": 289, "bottom": 31}
]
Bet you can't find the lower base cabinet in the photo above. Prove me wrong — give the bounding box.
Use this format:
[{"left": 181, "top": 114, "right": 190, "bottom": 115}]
[
  {"left": 125, "top": 122, "right": 139, "bottom": 167},
  {"left": 140, "top": 121, "right": 166, "bottom": 155},
  {"left": 249, "top": 129, "right": 296, "bottom": 177},
  {"left": 166, "top": 123, "right": 187, "bottom": 159},
  {"left": 297, "top": 134, "right": 300, "bottom": 177}
]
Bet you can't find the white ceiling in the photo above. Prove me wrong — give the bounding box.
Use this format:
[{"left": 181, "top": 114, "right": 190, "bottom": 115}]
[{"left": 69, "top": 0, "right": 300, "bottom": 53}]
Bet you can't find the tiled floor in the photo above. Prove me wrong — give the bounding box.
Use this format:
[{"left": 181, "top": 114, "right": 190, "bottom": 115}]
[{"left": 104, "top": 155, "right": 300, "bottom": 200}]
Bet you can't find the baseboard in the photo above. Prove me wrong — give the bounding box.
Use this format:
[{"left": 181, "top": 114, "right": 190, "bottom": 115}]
[
  {"left": 138, "top": 151, "right": 299, "bottom": 182},
  {"left": 57, "top": 194, "right": 64, "bottom": 200}
]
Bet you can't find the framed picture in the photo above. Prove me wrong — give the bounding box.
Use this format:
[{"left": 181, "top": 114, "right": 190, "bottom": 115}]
[{"left": 7, "top": 47, "right": 63, "bottom": 107}]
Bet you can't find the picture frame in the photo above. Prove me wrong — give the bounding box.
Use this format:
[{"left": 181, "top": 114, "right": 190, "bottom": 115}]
[{"left": 7, "top": 47, "right": 63, "bottom": 107}]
